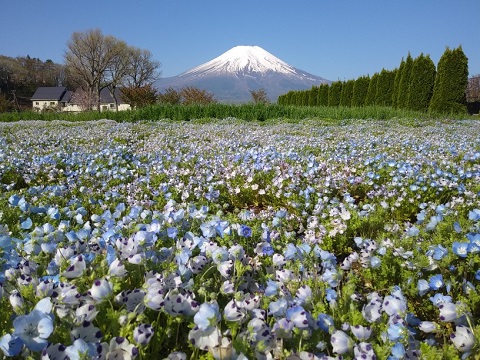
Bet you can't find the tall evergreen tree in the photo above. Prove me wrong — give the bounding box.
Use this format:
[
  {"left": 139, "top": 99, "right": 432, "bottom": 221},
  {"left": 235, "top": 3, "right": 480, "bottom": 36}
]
[
  {"left": 328, "top": 81, "right": 343, "bottom": 106},
  {"left": 365, "top": 73, "right": 379, "bottom": 106},
  {"left": 429, "top": 46, "right": 469, "bottom": 114},
  {"left": 301, "top": 90, "right": 310, "bottom": 106},
  {"left": 392, "top": 58, "right": 405, "bottom": 108},
  {"left": 340, "top": 79, "right": 355, "bottom": 107},
  {"left": 407, "top": 54, "right": 436, "bottom": 111},
  {"left": 317, "top": 84, "right": 329, "bottom": 106},
  {"left": 308, "top": 87, "right": 318, "bottom": 106},
  {"left": 375, "top": 69, "right": 396, "bottom": 106},
  {"left": 397, "top": 53, "right": 413, "bottom": 108},
  {"left": 352, "top": 76, "right": 370, "bottom": 107}
]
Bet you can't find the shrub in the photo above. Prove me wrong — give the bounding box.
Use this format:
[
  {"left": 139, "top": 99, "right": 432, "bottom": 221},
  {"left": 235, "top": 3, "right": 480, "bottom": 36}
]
[
  {"left": 429, "top": 46, "right": 469, "bottom": 114},
  {"left": 407, "top": 54, "right": 436, "bottom": 112}
]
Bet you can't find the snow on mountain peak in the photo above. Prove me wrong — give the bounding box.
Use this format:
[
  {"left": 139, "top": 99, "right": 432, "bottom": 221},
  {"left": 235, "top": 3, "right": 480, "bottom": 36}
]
[{"left": 182, "top": 45, "right": 298, "bottom": 77}]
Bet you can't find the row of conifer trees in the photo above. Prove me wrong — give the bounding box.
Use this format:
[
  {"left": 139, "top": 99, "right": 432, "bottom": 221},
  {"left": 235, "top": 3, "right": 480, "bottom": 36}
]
[{"left": 277, "top": 46, "right": 469, "bottom": 114}]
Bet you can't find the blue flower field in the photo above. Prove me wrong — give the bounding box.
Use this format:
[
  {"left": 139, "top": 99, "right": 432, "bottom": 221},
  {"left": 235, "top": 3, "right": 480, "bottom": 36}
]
[{"left": 0, "top": 118, "right": 479, "bottom": 359}]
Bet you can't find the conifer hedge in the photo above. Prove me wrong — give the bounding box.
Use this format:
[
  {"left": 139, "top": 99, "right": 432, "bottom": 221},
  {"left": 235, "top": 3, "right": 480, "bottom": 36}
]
[
  {"left": 397, "top": 53, "right": 413, "bottom": 109},
  {"left": 429, "top": 46, "right": 468, "bottom": 114},
  {"left": 328, "top": 82, "right": 342, "bottom": 107},
  {"left": 407, "top": 54, "right": 436, "bottom": 112},
  {"left": 277, "top": 46, "right": 469, "bottom": 116},
  {"left": 352, "top": 76, "right": 370, "bottom": 107}
]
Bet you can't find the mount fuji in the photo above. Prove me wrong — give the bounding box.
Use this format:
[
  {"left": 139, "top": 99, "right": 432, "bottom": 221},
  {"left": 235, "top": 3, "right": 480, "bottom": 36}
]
[{"left": 155, "top": 46, "right": 330, "bottom": 103}]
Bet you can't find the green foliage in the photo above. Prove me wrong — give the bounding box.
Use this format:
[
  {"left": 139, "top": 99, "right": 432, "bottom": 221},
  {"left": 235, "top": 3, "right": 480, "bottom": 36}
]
[
  {"left": 308, "top": 87, "right": 318, "bottom": 106},
  {"left": 351, "top": 76, "right": 370, "bottom": 107},
  {"left": 121, "top": 84, "right": 158, "bottom": 108},
  {"left": 375, "top": 69, "right": 396, "bottom": 106},
  {"left": 364, "top": 72, "right": 379, "bottom": 106},
  {"left": 316, "top": 84, "right": 329, "bottom": 106},
  {"left": 429, "top": 46, "right": 469, "bottom": 114},
  {"left": 407, "top": 54, "right": 436, "bottom": 112},
  {"left": 392, "top": 58, "right": 405, "bottom": 108},
  {"left": 339, "top": 79, "right": 355, "bottom": 107},
  {"left": 0, "top": 168, "right": 28, "bottom": 189},
  {"left": 397, "top": 53, "right": 414, "bottom": 109},
  {"left": 327, "top": 81, "right": 342, "bottom": 106}
]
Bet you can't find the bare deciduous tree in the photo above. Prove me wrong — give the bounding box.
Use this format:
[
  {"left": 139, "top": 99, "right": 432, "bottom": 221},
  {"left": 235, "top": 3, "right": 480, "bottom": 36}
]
[
  {"left": 250, "top": 88, "right": 270, "bottom": 104},
  {"left": 467, "top": 75, "right": 480, "bottom": 102},
  {"left": 180, "top": 86, "right": 216, "bottom": 105},
  {"left": 158, "top": 87, "right": 181, "bottom": 104},
  {"left": 125, "top": 48, "right": 161, "bottom": 88},
  {"left": 65, "top": 29, "right": 159, "bottom": 112}
]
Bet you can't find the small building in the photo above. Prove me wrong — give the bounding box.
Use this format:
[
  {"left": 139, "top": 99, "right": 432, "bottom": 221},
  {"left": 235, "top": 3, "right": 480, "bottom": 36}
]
[
  {"left": 31, "top": 87, "right": 71, "bottom": 112},
  {"left": 31, "top": 87, "right": 131, "bottom": 112}
]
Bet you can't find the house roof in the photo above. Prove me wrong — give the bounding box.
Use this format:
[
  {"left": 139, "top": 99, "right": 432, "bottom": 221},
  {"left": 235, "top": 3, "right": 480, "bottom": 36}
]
[
  {"left": 31, "top": 87, "right": 67, "bottom": 101},
  {"left": 99, "top": 88, "right": 126, "bottom": 104},
  {"left": 32, "top": 86, "right": 128, "bottom": 104}
]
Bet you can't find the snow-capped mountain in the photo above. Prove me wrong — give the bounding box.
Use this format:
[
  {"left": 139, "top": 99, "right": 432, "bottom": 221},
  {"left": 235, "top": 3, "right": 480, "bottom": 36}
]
[{"left": 156, "top": 46, "right": 330, "bottom": 103}]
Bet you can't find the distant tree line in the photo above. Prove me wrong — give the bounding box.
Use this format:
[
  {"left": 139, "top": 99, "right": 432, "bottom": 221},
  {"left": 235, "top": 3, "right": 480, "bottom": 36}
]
[
  {"left": 278, "top": 46, "right": 470, "bottom": 114},
  {"left": 0, "top": 55, "right": 66, "bottom": 110},
  {"left": 0, "top": 28, "right": 161, "bottom": 112}
]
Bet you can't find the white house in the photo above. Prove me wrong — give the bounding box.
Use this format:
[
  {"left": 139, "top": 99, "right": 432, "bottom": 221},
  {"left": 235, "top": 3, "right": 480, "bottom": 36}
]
[{"left": 31, "top": 87, "right": 131, "bottom": 112}]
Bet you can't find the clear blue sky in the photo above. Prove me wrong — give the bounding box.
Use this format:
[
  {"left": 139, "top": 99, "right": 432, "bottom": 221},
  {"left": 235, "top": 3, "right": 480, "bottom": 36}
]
[{"left": 1, "top": 1, "right": 479, "bottom": 81}]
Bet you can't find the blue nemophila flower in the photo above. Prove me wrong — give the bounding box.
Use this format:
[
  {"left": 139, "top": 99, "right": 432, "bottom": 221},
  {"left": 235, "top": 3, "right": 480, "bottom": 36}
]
[
  {"left": 9, "top": 290, "right": 24, "bottom": 314},
  {"left": 194, "top": 302, "right": 221, "bottom": 331},
  {"left": 264, "top": 280, "right": 280, "bottom": 297},
  {"left": 224, "top": 299, "right": 246, "bottom": 322},
  {"left": 133, "top": 323, "right": 154, "bottom": 345},
  {"left": 330, "top": 330, "right": 354, "bottom": 355},
  {"left": 104, "top": 336, "right": 138, "bottom": 359},
  {"left": 383, "top": 287, "right": 407, "bottom": 317},
  {"left": 351, "top": 325, "right": 372, "bottom": 341},
  {"left": 450, "top": 325, "right": 475, "bottom": 353},
  {"left": 390, "top": 342, "right": 405, "bottom": 359},
  {"left": 62, "top": 254, "right": 86, "bottom": 279},
  {"left": 452, "top": 242, "right": 469, "bottom": 257},
  {"left": 75, "top": 303, "right": 98, "bottom": 324},
  {"left": 0, "top": 334, "right": 23, "bottom": 356},
  {"left": 429, "top": 274, "right": 444, "bottom": 290},
  {"left": 353, "top": 342, "right": 376, "bottom": 359},
  {"left": 272, "top": 318, "right": 294, "bottom": 339},
  {"left": 387, "top": 323, "right": 405, "bottom": 341},
  {"left": 12, "top": 297, "right": 54, "bottom": 351},
  {"left": 20, "top": 217, "right": 33, "bottom": 230},
  {"left": 246, "top": 318, "right": 273, "bottom": 352},
  {"left": 417, "top": 279, "right": 430, "bottom": 296},
  {"left": 71, "top": 320, "right": 102, "bottom": 343},
  {"left": 418, "top": 321, "right": 440, "bottom": 333},
  {"left": 468, "top": 209, "right": 480, "bottom": 221},
  {"left": 189, "top": 325, "right": 221, "bottom": 351},
  {"left": 438, "top": 302, "right": 465, "bottom": 322},
  {"left": 88, "top": 278, "right": 113, "bottom": 302},
  {"left": 286, "top": 305, "right": 313, "bottom": 329},
  {"left": 237, "top": 224, "right": 252, "bottom": 237},
  {"left": 317, "top": 313, "right": 335, "bottom": 333},
  {"left": 476, "top": 270, "right": 480, "bottom": 281},
  {"left": 164, "top": 288, "right": 199, "bottom": 316},
  {"left": 426, "top": 244, "right": 448, "bottom": 260},
  {"left": 268, "top": 298, "right": 288, "bottom": 318},
  {"left": 295, "top": 285, "right": 312, "bottom": 306},
  {"left": 362, "top": 292, "right": 383, "bottom": 323},
  {"left": 65, "top": 338, "right": 100, "bottom": 359}
]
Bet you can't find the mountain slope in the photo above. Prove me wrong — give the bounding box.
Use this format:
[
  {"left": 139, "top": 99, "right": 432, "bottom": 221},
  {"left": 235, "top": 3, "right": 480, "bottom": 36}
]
[{"left": 156, "top": 46, "right": 330, "bottom": 103}]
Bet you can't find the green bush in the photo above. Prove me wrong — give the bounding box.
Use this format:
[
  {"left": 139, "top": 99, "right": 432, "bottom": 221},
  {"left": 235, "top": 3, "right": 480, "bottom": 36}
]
[
  {"left": 429, "top": 46, "right": 469, "bottom": 114},
  {"left": 407, "top": 54, "right": 436, "bottom": 112}
]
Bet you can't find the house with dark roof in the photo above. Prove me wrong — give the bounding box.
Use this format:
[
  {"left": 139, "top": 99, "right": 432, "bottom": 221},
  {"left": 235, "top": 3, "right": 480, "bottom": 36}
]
[
  {"left": 31, "top": 87, "right": 71, "bottom": 112},
  {"left": 31, "top": 87, "right": 131, "bottom": 112}
]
